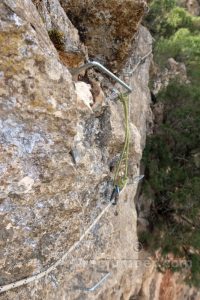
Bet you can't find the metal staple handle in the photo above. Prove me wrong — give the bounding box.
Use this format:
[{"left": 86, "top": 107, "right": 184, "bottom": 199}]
[
  {"left": 75, "top": 272, "right": 111, "bottom": 292},
  {"left": 70, "top": 60, "right": 132, "bottom": 94}
]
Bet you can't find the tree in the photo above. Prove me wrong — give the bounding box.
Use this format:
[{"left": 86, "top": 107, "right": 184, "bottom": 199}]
[{"left": 142, "top": 0, "right": 200, "bottom": 287}]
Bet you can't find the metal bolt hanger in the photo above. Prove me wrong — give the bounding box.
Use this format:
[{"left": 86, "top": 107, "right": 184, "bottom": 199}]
[{"left": 70, "top": 60, "right": 132, "bottom": 94}]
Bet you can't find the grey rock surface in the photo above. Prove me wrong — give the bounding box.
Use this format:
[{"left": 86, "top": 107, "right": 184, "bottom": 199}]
[
  {"left": 0, "top": 0, "right": 152, "bottom": 299},
  {"left": 33, "top": 0, "right": 87, "bottom": 67}
]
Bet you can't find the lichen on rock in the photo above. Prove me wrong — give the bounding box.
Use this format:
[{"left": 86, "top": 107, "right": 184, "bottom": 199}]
[
  {"left": 60, "top": 0, "right": 149, "bottom": 70},
  {"left": 0, "top": 0, "right": 153, "bottom": 299},
  {"left": 33, "top": 0, "right": 87, "bottom": 67}
]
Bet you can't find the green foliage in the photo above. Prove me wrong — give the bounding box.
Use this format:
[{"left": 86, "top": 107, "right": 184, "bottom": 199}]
[
  {"left": 167, "top": 7, "right": 193, "bottom": 28},
  {"left": 146, "top": 1, "right": 200, "bottom": 37},
  {"left": 143, "top": 0, "right": 200, "bottom": 288},
  {"left": 155, "top": 29, "right": 200, "bottom": 68},
  {"left": 188, "top": 254, "right": 200, "bottom": 287},
  {"left": 145, "top": 0, "right": 175, "bottom": 37},
  {"left": 147, "top": 0, "right": 200, "bottom": 72},
  {"left": 146, "top": 0, "right": 176, "bottom": 35},
  {"left": 166, "top": 7, "right": 200, "bottom": 34},
  {"left": 143, "top": 81, "right": 200, "bottom": 286}
]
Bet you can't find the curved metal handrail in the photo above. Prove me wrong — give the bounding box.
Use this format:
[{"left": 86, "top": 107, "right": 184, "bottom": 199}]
[{"left": 70, "top": 60, "right": 132, "bottom": 94}]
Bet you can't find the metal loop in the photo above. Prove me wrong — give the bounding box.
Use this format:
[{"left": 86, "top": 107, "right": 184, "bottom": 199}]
[{"left": 70, "top": 61, "right": 132, "bottom": 94}]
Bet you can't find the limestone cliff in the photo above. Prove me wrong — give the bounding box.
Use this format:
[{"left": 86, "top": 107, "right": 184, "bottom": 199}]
[{"left": 0, "top": 1, "right": 152, "bottom": 299}]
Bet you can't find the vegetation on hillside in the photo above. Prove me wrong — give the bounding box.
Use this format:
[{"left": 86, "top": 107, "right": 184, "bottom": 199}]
[{"left": 141, "top": 0, "right": 200, "bottom": 287}]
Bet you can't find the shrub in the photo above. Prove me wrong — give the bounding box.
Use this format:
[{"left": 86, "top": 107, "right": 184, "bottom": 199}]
[{"left": 143, "top": 0, "right": 200, "bottom": 288}]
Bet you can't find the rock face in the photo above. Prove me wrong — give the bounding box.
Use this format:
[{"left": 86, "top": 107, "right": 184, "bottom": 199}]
[
  {"left": 0, "top": 0, "right": 152, "bottom": 299},
  {"left": 60, "top": 0, "right": 149, "bottom": 71},
  {"left": 185, "top": 0, "right": 200, "bottom": 15},
  {"left": 33, "top": 0, "right": 87, "bottom": 67},
  {"left": 136, "top": 257, "right": 200, "bottom": 300},
  {"left": 151, "top": 57, "right": 189, "bottom": 95}
]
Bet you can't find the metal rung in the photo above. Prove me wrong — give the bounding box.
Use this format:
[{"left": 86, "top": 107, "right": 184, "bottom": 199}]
[
  {"left": 70, "top": 61, "right": 132, "bottom": 94},
  {"left": 74, "top": 272, "right": 110, "bottom": 292}
]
